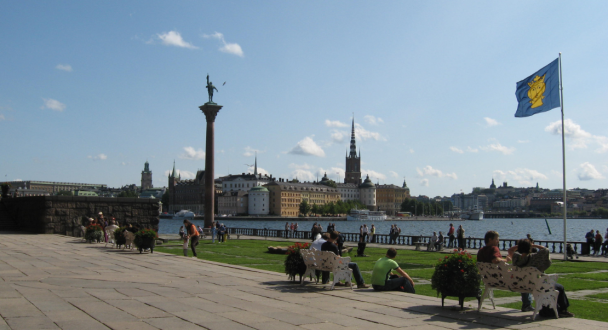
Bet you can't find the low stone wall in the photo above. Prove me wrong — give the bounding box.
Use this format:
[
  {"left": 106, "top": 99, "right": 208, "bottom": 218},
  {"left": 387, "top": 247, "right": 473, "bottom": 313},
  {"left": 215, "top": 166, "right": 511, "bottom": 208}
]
[{"left": 2, "top": 196, "right": 160, "bottom": 235}]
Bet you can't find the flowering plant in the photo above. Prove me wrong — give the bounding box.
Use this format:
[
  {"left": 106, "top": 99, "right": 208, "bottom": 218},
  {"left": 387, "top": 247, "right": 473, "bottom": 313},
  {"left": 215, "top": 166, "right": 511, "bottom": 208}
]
[
  {"left": 134, "top": 228, "right": 158, "bottom": 248},
  {"left": 113, "top": 227, "right": 127, "bottom": 245},
  {"left": 284, "top": 242, "right": 310, "bottom": 281},
  {"left": 431, "top": 249, "right": 481, "bottom": 297},
  {"left": 85, "top": 224, "right": 103, "bottom": 242}
]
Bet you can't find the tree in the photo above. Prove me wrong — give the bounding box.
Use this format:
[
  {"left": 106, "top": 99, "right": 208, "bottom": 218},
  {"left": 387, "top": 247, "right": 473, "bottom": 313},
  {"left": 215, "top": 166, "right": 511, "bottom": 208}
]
[
  {"left": 56, "top": 190, "right": 73, "bottom": 196},
  {"left": 311, "top": 203, "right": 319, "bottom": 216},
  {"left": 299, "top": 200, "right": 311, "bottom": 216},
  {"left": 118, "top": 190, "right": 138, "bottom": 198}
]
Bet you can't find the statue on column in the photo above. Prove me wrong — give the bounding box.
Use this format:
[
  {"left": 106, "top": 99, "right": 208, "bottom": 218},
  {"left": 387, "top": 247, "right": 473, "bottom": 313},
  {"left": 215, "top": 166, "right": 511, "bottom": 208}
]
[{"left": 206, "top": 74, "right": 219, "bottom": 103}]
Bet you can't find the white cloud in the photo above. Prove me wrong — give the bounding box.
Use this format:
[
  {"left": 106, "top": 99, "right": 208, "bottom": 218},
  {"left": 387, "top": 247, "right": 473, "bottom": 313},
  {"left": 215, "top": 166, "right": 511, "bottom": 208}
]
[
  {"left": 389, "top": 171, "right": 399, "bottom": 178},
  {"left": 577, "top": 162, "right": 604, "bottom": 181},
  {"left": 0, "top": 114, "right": 5, "bottom": 121},
  {"left": 330, "top": 130, "right": 347, "bottom": 143},
  {"left": 288, "top": 136, "right": 325, "bottom": 157},
  {"left": 420, "top": 179, "right": 429, "bottom": 186},
  {"left": 450, "top": 147, "right": 464, "bottom": 154},
  {"left": 243, "top": 146, "right": 262, "bottom": 157},
  {"left": 355, "top": 124, "right": 386, "bottom": 141},
  {"left": 290, "top": 169, "right": 316, "bottom": 181},
  {"left": 318, "top": 167, "right": 345, "bottom": 181},
  {"left": 364, "top": 115, "right": 384, "bottom": 125},
  {"left": 41, "top": 98, "right": 66, "bottom": 112},
  {"left": 409, "top": 149, "right": 414, "bottom": 154},
  {"left": 544, "top": 119, "right": 608, "bottom": 152},
  {"left": 480, "top": 142, "right": 515, "bottom": 155},
  {"left": 362, "top": 169, "right": 386, "bottom": 181},
  {"left": 517, "top": 140, "right": 530, "bottom": 144},
  {"left": 325, "top": 119, "right": 348, "bottom": 128},
  {"left": 180, "top": 147, "right": 205, "bottom": 160},
  {"left": 484, "top": 117, "right": 500, "bottom": 127},
  {"left": 289, "top": 163, "right": 314, "bottom": 170},
  {"left": 467, "top": 146, "right": 479, "bottom": 153},
  {"left": 156, "top": 31, "right": 198, "bottom": 49},
  {"left": 203, "top": 32, "right": 243, "bottom": 57},
  {"left": 88, "top": 153, "right": 107, "bottom": 161},
  {"left": 55, "top": 64, "right": 72, "bottom": 72},
  {"left": 493, "top": 168, "right": 548, "bottom": 186},
  {"left": 121, "top": 162, "right": 127, "bottom": 166},
  {"left": 417, "top": 165, "right": 457, "bottom": 180}
]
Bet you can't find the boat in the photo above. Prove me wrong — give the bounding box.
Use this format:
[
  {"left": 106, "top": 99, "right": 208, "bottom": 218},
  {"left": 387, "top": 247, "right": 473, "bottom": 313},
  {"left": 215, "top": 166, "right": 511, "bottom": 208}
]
[
  {"left": 460, "top": 210, "right": 484, "bottom": 220},
  {"left": 346, "top": 209, "right": 387, "bottom": 221},
  {"left": 172, "top": 210, "right": 195, "bottom": 220}
]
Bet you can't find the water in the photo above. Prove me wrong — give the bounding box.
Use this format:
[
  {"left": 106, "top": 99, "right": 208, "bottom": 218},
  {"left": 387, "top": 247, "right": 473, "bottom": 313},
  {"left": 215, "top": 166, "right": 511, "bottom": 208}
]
[{"left": 159, "top": 218, "right": 608, "bottom": 242}]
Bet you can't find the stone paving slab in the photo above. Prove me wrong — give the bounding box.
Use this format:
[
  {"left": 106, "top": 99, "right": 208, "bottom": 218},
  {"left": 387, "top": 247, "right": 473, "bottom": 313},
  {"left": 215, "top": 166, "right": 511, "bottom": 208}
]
[{"left": 0, "top": 233, "right": 606, "bottom": 330}]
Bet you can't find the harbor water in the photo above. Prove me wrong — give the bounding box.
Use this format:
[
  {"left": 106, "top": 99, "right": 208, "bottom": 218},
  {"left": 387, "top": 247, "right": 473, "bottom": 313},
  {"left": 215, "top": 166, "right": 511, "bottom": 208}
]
[{"left": 159, "top": 218, "right": 608, "bottom": 242}]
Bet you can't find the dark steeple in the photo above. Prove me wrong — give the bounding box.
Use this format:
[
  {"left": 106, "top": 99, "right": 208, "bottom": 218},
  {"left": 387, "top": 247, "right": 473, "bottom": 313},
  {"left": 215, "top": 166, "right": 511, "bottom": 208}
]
[
  {"left": 349, "top": 116, "right": 357, "bottom": 158},
  {"left": 344, "top": 115, "right": 362, "bottom": 184}
]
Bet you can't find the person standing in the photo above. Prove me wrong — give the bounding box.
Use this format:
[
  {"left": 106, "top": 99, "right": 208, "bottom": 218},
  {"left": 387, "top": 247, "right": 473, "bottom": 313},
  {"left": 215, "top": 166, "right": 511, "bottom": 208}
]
[
  {"left": 294, "top": 223, "right": 299, "bottom": 238},
  {"left": 457, "top": 225, "right": 465, "bottom": 249},
  {"left": 370, "top": 224, "right": 376, "bottom": 243},
  {"left": 179, "top": 226, "right": 185, "bottom": 239},
  {"left": 215, "top": 221, "right": 221, "bottom": 242},
  {"left": 389, "top": 225, "right": 395, "bottom": 244},
  {"left": 585, "top": 229, "right": 595, "bottom": 255},
  {"left": 394, "top": 224, "right": 401, "bottom": 244},
  {"left": 363, "top": 224, "right": 369, "bottom": 242},
  {"left": 211, "top": 221, "right": 216, "bottom": 243},
  {"left": 290, "top": 223, "right": 295, "bottom": 238},
  {"left": 447, "top": 223, "right": 455, "bottom": 248},
  {"left": 285, "top": 222, "right": 290, "bottom": 238},
  {"left": 183, "top": 220, "right": 199, "bottom": 257},
  {"left": 595, "top": 230, "right": 603, "bottom": 256}
]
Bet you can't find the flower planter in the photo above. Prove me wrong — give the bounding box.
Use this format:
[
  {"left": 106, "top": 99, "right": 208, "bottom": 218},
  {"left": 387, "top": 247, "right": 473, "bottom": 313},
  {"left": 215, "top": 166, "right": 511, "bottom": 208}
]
[
  {"left": 431, "top": 249, "right": 482, "bottom": 310},
  {"left": 137, "top": 237, "right": 155, "bottom": 253},
  {"left": 441, "top": 288, "right": 482, "bottom": 310},
  {"left": 284, "top": 242, "right": 310, "bottom": 282}
]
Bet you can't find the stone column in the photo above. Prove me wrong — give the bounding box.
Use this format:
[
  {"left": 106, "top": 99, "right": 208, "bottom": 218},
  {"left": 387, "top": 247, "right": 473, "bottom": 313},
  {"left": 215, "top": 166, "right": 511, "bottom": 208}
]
[{"left": 199, "top": 103, "right": 222, "bottom": 228}]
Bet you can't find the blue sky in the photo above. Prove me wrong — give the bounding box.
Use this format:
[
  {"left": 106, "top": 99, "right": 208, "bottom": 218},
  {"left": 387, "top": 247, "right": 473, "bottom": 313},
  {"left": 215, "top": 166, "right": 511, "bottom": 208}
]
[{"left": 2, "top": 1, "right": 608, "bottom": 197}]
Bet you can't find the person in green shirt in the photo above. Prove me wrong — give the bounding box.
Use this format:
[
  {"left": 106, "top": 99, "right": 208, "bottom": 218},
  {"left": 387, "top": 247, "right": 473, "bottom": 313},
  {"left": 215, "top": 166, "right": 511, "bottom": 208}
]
[{"left": 371, "top": 248, "right": 415, "bottom": 293}]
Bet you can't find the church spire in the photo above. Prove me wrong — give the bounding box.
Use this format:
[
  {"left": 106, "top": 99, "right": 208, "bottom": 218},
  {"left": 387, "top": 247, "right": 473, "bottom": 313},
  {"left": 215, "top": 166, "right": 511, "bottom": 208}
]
[
  {"left": 349, "top": 115, "right": 357, "bottom": 158},
  {"left": 171, "top": 160, "right": 177, "bottom": 178}
]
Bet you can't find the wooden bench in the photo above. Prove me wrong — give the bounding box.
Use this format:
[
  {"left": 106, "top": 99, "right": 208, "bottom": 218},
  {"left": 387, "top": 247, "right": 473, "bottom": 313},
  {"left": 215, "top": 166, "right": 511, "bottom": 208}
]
[
  {"left": 300, "top": 248, "right": 353, "bottom": 290},
  {"left": 477, "top": 261, "right": 559, "bottom": 320}
]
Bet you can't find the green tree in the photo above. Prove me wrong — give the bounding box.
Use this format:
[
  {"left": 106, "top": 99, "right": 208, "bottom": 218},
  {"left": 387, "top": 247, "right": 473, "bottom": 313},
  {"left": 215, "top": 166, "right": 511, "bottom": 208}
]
[
  {"left": 311, "top": 203, "right": 319, "bottom": 216},
  {"left": 56, "top": 190, "right": 73, "bottom": 196},
  {"left": 299, "top": 200, "right": 311, "bottom": 216},
  {"left": 118, "top": 190, "right": 138, "bottom": 198}
]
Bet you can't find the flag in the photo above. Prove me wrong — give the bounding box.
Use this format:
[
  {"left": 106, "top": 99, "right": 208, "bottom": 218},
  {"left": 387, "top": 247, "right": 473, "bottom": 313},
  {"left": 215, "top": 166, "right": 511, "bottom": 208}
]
[{"left": 515, "top": 58, "right": 560, "bottom": 118}]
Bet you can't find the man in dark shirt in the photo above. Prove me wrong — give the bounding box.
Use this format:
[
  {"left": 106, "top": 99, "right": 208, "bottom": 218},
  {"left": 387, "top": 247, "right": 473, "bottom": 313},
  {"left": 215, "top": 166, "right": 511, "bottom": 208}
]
[
  {"left": 321, "top": 231, "right": 368, "bottom": 288},
  {"left": 476, "top": 231, "right": 509, "bottom": 264}
]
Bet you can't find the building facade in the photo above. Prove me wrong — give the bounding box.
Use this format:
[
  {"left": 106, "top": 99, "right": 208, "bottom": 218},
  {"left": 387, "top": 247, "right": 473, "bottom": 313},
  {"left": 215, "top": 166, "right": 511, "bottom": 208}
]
[
  {"left": 4, "top": 181, "right": 107, "bottom": 195},
  {"left": 248, "top": 186, "right": 270, "bottom": 215},
  {"left": 376, "top": 183, "right": 409, "bottom": 215},
  {"left": 167, "top": 162, "right": 205, "bottom": 214},
  {"left": 266, "top": 180, "right": 340, "bottom": 217},
  {"left": 217, "top": 190, "right": 248, "bottom": 215},
  {"left": 344, "top": 118, "right": 362, "bottom": 184}
]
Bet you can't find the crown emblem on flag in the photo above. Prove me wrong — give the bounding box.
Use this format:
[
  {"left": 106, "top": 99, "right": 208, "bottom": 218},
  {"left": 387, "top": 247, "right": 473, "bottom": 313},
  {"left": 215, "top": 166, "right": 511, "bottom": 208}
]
[{"left": 527, "top": 74, "right": 546, "bottom": 108}]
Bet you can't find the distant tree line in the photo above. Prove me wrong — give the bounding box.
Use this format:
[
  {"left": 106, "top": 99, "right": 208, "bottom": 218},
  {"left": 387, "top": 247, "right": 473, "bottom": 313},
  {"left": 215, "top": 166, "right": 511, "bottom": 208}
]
[
  {"left": 299, "top": 199, "right": 367, "bottom": 216},
  {"left": 400, "top": 198, "right": 452, "bottom": 216}
]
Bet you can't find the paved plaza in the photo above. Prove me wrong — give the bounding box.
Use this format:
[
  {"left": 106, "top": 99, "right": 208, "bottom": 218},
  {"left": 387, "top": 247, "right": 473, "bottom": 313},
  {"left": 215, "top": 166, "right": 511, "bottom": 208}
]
[{"left": 0, "top": 233, "right": 605, "bottom": 330}]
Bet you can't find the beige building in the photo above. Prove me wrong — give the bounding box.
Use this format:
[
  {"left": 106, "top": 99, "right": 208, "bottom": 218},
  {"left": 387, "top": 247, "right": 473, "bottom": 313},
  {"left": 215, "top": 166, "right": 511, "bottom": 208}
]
[
  {"left": 265, "top": 180, "right": 340, "bottom": 217},
  {"left": 217, "top": 191, "right": 248, "bottom": 215}
]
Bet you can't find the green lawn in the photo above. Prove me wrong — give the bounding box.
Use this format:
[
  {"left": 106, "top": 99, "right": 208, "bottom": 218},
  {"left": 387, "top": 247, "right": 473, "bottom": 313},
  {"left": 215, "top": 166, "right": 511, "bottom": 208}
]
[{"left": 155, "top": 239, "right": 608, "bottom": 322}]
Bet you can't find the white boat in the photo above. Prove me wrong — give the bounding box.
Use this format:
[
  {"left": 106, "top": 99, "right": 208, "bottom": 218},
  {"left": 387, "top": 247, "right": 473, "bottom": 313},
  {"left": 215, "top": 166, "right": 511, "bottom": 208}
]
[
  {"left": 173, "top": 210, "right": 195, "bottom": 220},
  {"left": 347, "top": 209, "right": 387, "bottom": 221},
  {"left": 460, "top": 211, "right": 484, "bottom": 220}
]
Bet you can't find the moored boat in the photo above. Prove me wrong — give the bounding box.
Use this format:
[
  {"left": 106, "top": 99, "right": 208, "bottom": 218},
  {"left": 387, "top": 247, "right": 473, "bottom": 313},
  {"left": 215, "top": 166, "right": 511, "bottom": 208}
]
[{"left": 346, "top": 209, "right": 387, "bottom": 221}]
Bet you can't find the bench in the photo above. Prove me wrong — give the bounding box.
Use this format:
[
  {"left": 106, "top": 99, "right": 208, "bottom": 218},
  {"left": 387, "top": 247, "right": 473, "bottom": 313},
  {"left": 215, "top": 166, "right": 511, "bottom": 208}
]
[
  {"left": 414, "top": 242, "right": 426, "bottom": 251},
  {"left": 477, "top": 261, "right": 559, "bottom": 320},
  {"left": 300, "top": 248, "right": 353, "bottom": 290}
]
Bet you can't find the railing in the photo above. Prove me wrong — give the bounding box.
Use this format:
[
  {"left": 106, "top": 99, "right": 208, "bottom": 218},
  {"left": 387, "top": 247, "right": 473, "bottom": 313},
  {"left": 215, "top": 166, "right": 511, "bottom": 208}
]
[{"left": 228, "top": 227, "right": 588, "bottom": 254}]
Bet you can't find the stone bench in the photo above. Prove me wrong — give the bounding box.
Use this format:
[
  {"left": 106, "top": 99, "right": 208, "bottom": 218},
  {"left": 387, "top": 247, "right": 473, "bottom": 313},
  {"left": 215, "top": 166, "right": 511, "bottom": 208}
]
[
  {"left": 477, "top": 261, "right": 559, "bottom": 320},
  {"left": 414, "top": 242, "right": 426, "bottom": 251},
  {"left": 300, "top": 248, "right": 353, "bottom": 290}
]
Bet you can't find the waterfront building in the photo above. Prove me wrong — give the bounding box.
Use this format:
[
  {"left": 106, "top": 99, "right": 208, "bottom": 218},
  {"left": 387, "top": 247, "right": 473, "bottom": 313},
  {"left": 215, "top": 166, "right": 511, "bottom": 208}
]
[
  {"left": 376, "top": 183, "right": 409, "bottom": 215},
  {"left": 3, "top": 180, "right": 107, "bottom": 195},
  {"left": 265, "top": 179, "right": 340, "bottom": 217},
  {"left": 336, "top": 182, "right": 360, "bottom": 202},
  {"left": 218, "top": 190, "right": 248, "bottom": 215},
  {"left": 359, "top": 175, "right": 377, "bottom": 209},
  {"left": 248, "top": 186, "right": 269, "bottom": 215},
  {"left": 141, "top": 161, "right": 153, "bottom": 191},
  {"left": 344, "top": 117, "right": 362, "bottom": 184},
  {"left": 167, "top": 161, "right": 205, "bottom": 214},
  {"left": 219, "top": 156, "right": 274, "bottom": 193}
]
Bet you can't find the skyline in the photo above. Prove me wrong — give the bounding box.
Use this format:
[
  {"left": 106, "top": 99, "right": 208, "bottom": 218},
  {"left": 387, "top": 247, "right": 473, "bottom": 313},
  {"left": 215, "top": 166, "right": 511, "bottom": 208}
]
[{"left": 2, "top": 1, "right": 608, "bottom": 197}]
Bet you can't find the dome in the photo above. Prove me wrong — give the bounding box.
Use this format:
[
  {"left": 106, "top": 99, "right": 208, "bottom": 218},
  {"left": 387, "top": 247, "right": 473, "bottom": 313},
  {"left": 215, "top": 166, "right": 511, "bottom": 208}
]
[
  {"left": 250, "top": 186, "right": 269, "bottom": 192},
  {"left": 360, "top": 175, "right": 375, "bottom": 188}
]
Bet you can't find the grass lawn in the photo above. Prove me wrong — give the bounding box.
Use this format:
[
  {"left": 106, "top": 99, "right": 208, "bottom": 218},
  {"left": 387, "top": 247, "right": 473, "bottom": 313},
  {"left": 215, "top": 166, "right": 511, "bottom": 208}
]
[{"left": 156, "top": 239, "right": 608, "bottom": 322}]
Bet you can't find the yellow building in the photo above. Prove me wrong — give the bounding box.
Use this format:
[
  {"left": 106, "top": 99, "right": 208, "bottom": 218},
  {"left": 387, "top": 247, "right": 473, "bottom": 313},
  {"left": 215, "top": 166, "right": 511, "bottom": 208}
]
[
  {"left": 376, "top": 182, "right": 410, "bottom": 215},
  {"left": 265, "top": 180, "right": 341, "bottom": 217}
]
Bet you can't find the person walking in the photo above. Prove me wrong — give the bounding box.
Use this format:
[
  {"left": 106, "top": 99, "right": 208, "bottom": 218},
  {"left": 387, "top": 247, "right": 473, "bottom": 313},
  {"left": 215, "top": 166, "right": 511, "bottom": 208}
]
[
  {"left": 183, "top": 220, "right": 199, "bottom": 257},
  {"left": 457, "top": 225, "right": 465, "bottom": 249}
]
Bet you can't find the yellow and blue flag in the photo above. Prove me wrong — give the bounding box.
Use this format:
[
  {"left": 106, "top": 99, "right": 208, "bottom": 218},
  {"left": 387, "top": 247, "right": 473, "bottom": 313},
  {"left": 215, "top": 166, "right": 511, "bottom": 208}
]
[{"left": 515, "top": 58, "right": 560, "bottom": 117}]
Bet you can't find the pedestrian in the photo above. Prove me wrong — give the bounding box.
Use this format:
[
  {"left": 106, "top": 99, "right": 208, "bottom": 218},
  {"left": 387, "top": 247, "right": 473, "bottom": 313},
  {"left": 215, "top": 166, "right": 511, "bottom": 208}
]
[
  {"left": 197, "top": 225, "right": 204, "bottom": 239},
  {"left": 447, "top": 223, "right": 455, "bottom": 248},
  {"left": 285, "top": 222, "right": 290, "bottom": 238},
  {"left": 294, "top": 223, "right": 299, "bottom": 238},
  {"left": 216, "top": 221, "right": 221, "bottom": 242},
  {"left": 290, "top": 222, "right": 295, "bottom": 238},
  {"left": 595, "top": 230, "right": 603, "bottom": 256},
  {"left": 394, "top": 224, "right": 401, "bottom": 244},
  {"left": 359, "top": 225, "right": 364, "bottom": 242},
  {"left": 370, "top": 224, "right": 376, "bottom": 243},
  {"left": 311, "top": 222, "right": 317, "bottom": 242},
  {"left": 585, "top": 229, "right": 595, "bottom": 255},
  {"left": 183, "top": 220, "right": 199, "bottom": 257},
  {"left": 457, "top": 225, "right": 465, "bottom": 249},
  {"left": 221, "top": 223, "right": 228, "bottom": 242},
  {"left": 363, "top": 224, "right": 369, "bottom": 242},
  {"left": 178, "top": 226, "right": 185, "bottom": 239},
  {"left": 389, "top": 225, "right": 395, "bottom": 244}
]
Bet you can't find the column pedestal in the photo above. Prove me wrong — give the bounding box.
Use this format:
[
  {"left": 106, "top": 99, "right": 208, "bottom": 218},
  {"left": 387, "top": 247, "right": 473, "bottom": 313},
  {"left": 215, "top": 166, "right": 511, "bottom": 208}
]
[{"left": 199, "top": 102, "right": 222, "bottom": 229}]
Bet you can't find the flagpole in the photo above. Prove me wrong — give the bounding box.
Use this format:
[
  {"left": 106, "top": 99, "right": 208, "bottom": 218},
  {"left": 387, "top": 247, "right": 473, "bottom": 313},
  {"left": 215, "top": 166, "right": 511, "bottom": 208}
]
[{"left": 559, "top": 52, "right": 567, "bottom": 261}]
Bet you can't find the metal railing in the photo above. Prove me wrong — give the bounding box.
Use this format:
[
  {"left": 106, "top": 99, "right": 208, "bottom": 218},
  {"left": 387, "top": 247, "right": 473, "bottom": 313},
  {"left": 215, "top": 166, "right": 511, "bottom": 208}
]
[{"left": 227, "top": 227, "right": 589, "bottom": 254}]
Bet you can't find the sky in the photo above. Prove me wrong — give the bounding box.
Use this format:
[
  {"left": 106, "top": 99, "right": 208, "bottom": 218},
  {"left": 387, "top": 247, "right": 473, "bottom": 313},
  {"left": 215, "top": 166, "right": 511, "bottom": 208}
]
[{"left": 2, "top": 1, "right": 608, "bottom": 197}]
